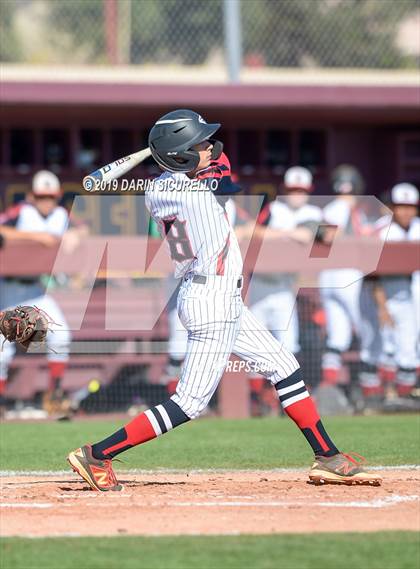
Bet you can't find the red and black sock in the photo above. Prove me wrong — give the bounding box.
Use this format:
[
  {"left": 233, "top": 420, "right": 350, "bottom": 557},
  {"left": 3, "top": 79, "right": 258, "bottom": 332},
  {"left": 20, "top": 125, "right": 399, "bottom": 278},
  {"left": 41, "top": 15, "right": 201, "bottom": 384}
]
[
  {"left": 91, "top": 399, "right": 190, "bottom": 459},
  {"left": 275, "top": 370, "right": 339, "bottom": 457}
]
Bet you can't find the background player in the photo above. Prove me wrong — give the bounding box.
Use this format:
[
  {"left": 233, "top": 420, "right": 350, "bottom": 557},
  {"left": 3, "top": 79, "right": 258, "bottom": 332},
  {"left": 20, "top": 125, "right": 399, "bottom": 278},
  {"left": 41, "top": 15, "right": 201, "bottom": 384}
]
[
  {"left": 248, "top": 166, "right": 322, "bottom": 414},
  {"left": 318, "top": 165, "right": 369, "bottom": 389},
  {"left": 0, "top": 170, "right": 83, "bottom": 413},
  {"left": 68, "top": 109, "right": 381, "bottom": 491},
  {"left": 373, "top": 183, "right": 419, "bottom": 400}
]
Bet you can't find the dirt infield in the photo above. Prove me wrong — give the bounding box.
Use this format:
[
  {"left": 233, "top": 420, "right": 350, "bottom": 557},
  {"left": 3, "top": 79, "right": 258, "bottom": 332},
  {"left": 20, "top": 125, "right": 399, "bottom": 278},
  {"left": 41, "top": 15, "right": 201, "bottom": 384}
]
[{"left": 1, "top": 469, "right": 419, "bottom": 537}]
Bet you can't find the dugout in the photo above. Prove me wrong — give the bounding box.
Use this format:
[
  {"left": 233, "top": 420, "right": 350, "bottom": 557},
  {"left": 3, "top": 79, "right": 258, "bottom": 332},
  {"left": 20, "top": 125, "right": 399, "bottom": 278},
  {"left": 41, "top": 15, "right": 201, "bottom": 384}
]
[
  {"left": 1, "top": 68, "right": 419, "bottom": 416},
  {"left": 1, "top": 67, "right": 419, "bottom": 215}
]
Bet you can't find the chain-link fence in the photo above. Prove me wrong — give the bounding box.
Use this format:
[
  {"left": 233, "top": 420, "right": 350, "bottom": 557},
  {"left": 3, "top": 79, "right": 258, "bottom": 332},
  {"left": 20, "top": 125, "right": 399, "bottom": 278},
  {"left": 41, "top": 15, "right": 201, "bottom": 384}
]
[{"left": 1, "top": 0, "right": 418, "bottom": 73}]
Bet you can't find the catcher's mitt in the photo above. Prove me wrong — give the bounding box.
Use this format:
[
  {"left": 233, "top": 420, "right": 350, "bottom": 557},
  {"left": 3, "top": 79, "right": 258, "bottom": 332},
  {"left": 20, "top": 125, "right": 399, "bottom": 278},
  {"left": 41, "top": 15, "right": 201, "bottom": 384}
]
[{"left": 0, "top": 305, "right": 50, "bottom": 350}]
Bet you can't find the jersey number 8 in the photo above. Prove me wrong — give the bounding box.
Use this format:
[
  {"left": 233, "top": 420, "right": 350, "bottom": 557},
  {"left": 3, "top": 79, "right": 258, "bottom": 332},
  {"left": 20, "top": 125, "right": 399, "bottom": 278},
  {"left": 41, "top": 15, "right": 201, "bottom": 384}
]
[{"left": 163, "top": 218, "right": 195, "bottom": 262}]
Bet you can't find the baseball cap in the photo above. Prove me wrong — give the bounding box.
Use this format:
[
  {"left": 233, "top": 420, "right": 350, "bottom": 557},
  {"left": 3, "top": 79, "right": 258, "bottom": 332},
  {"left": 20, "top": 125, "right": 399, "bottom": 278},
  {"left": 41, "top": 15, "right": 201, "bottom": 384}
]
[
  {"left": 32, "top": 170, "right": 61, "bottom": 197},
  {"left": 284, "top": 166, "right": 313, "bottom": 191},
  {"left": 390, "top": 183, "right": 419, "bottom": 206}
]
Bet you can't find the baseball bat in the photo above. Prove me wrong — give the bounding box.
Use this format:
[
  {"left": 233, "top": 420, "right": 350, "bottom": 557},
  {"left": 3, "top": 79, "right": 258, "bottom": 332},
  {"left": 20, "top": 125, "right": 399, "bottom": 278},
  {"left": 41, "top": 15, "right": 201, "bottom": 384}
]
[{"left": 82, "top": 147, "right": 152, "bottom": 191}]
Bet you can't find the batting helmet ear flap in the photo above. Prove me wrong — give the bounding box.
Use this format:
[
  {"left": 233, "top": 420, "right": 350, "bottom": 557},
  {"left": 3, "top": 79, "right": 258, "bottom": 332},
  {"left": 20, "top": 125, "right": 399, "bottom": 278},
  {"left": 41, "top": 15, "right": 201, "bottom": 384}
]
[
  {"left": 210, "top": 139, "right": 223, "bottom": 160},
  {"left": 150, "top": 144, "right": 201, "bottom": 173}
]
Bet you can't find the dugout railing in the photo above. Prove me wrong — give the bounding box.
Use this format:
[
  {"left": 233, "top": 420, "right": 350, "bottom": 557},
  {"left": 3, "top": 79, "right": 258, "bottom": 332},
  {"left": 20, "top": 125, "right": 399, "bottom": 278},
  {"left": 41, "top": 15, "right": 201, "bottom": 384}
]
[{"left": 0, "top": 237, "right": 418, "bottom": 416}]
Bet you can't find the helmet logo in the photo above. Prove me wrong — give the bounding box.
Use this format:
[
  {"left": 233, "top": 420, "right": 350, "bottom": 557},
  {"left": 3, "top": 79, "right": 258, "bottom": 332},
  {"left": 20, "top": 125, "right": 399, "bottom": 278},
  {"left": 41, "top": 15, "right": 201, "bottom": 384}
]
[
  {"left": 198, "top": 115, "right": 207, "bottom": 124},
  {"left": 155, "top": 118, "right": 193, "bottom": 125}
]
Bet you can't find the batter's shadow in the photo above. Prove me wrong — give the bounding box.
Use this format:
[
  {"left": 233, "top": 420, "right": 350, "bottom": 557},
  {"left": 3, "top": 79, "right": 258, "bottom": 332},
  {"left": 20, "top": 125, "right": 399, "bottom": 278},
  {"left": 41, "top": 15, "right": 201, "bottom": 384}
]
[
  {"left": 4, "top": 479, "right": 82, "bottom": 488},
  {"left": 121, "top": 480, "right": 188, "bottom": 488},
  {"left": 58, "top": 482, "right": 99, "bottom": 492},
  {"left": 58, "top": 480, "right": 188, "bottom": 491}
]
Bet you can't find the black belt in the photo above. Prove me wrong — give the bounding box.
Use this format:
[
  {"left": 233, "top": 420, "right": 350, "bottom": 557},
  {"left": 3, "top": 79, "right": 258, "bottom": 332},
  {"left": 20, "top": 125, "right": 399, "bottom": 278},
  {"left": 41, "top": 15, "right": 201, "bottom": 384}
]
[{"left": 192, "top": 274, "right": 243, "bottom": 288}]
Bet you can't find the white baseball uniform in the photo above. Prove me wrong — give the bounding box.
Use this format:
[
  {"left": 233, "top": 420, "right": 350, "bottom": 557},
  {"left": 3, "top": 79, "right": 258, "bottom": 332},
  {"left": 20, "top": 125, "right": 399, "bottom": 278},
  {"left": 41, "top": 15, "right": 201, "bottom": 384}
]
[
  {"left": 249, "top": 199, "right": 322, "bottom": 355},
  {"left": 412, "top": 269, "right": 420, "bottom": 364},
  {"left": 377, "top": 216, "right": 419, "bottom": 387},
  {"left": 319, "top": 198, "right": 367, "bottom": 374},
  {"left": 146, "top": 172, "right": 300, "bottom": 419},
  {"left": 0, "top": 202, "right": 71, "bottom": 380},
  {"left": 166, "top": 197, "right": 239, "bottom": 366}
]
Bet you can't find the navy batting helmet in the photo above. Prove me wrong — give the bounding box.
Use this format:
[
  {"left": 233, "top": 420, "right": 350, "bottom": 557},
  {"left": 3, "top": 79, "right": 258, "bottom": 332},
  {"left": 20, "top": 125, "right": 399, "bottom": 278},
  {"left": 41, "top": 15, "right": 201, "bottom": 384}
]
[{"left": 148, "top": 109, "right": 222, "bottom": 173}]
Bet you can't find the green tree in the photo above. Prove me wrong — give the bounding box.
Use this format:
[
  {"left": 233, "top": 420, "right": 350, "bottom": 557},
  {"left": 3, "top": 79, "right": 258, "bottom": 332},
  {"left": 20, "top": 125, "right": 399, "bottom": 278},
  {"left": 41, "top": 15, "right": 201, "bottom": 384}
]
[
  {"left": 0, "top": 1, "right": 23, "bottom": 62},
  {"left": 130, "top": 0, "right": 223, "bottom": 65},
  {"left": 242, "top": 0, "right": 418, "bottom": 68},
  {"left": 1, "top": 0, "right": 417, "bottom": 68},
  {"left": 47, "top": 0, "right": 105, "bottom": 63}
]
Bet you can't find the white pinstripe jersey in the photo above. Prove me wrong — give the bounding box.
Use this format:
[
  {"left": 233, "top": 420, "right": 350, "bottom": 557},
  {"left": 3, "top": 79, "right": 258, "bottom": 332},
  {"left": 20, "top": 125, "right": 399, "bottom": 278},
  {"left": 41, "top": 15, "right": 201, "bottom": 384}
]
[{"left": 145, "top": 171, "right": 243, "bottom": 279}]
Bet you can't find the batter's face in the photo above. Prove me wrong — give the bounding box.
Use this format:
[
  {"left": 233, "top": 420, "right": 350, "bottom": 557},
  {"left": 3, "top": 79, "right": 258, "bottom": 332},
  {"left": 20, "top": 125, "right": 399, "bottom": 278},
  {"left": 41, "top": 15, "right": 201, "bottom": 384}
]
[
  {"left": 192, "top": 140, "right": 213, "bottom": 171},
  {"left": 284, "top": 189, "right": 310, "bottom": 209},
  {"left": 392, "top": 204, "right": 417, "bottom": 229}
]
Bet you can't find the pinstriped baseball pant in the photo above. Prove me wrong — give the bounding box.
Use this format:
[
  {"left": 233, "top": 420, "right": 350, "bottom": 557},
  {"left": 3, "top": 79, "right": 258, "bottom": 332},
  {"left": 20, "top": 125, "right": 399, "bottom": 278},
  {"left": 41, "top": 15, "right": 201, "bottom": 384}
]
[{"left": 172, "top": 275, "right": 300, "bottom": 419}]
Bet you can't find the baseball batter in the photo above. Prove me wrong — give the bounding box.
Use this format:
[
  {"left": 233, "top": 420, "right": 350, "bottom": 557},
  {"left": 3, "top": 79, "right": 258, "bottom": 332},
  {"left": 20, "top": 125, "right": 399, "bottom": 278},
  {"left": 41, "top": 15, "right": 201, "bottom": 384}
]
[
  {"left": 161, "top": 158, "right": 242, "bottom": 396},
  {"left": 0, "top": 171, "right": 72, "bottom": 411},
  {"left": 67, "top": 110, "right": 381, "bottom": 490}
]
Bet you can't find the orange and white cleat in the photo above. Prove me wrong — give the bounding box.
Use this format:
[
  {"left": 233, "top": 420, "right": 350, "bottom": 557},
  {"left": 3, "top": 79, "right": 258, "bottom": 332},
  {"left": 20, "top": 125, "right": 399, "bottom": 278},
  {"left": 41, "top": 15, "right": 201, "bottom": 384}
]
[
  {"left": 309, "top": 452, "right": 382, "bottom": 486},
  {"left": 67, "top": 444, "right": 123, "bottom": 492}
]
